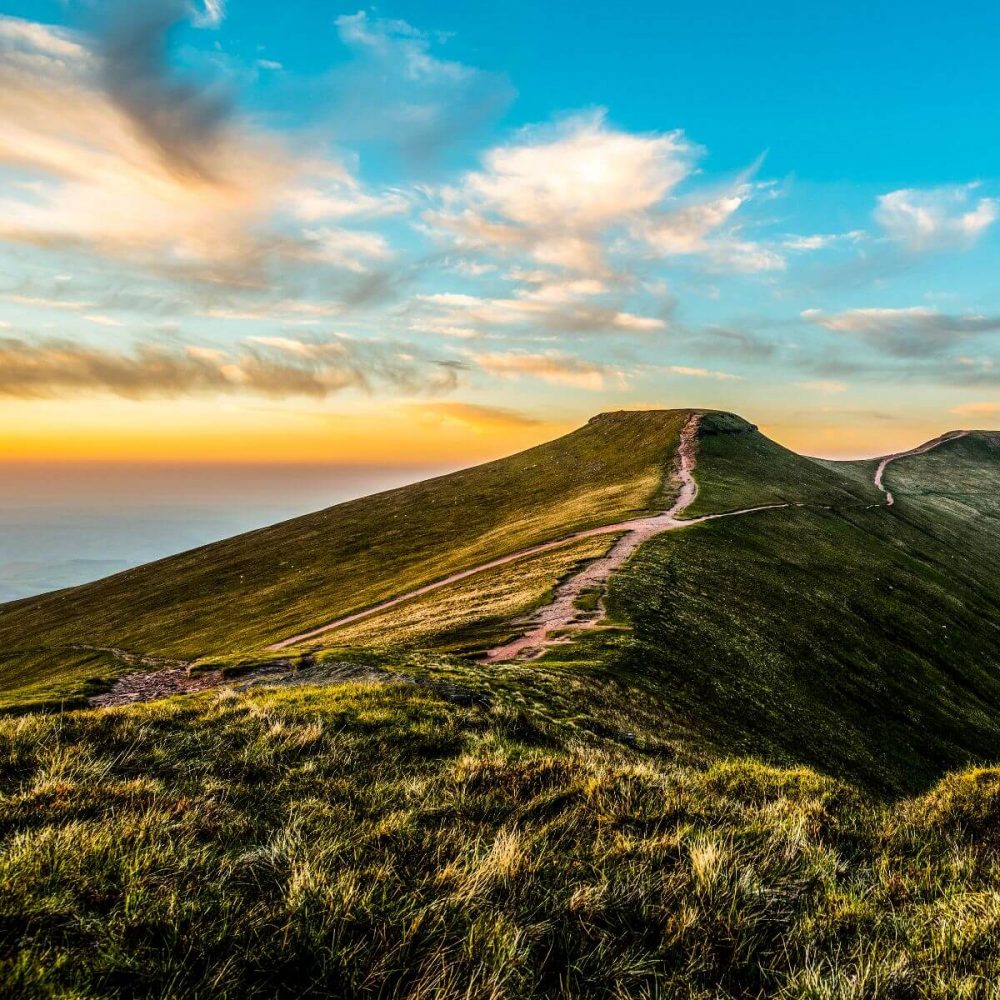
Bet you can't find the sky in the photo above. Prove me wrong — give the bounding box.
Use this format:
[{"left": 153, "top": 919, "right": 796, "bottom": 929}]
[{"left": 2, "top": 0, "right": 1000, "bottom": 471}]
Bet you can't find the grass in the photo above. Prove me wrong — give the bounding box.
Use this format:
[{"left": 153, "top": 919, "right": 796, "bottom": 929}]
[
  {"left": 5, "top": 408, "right": 1000, "bottom": 993},
  {"left": 602, "top": 503, "right": 1000, "bottom": 793},
  {"left": 0, "top": 410, "right": 688, "bottom": 701},
  {"left": 683, "top": 412, "right": 877, "bottom": 517},
  {"left": 3, "top": 677, "right": 1000, "bottom": 998},
  {"left": 324, "top": 534, "right": 616, "bottom": 653},
  {"left": 0, "top": 648, "right": 121, "bottom": 714}
]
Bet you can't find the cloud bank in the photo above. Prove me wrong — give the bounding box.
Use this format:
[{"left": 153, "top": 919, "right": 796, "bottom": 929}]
[{"left": 0, "top": 335, "right": 463, "bottom": 399}]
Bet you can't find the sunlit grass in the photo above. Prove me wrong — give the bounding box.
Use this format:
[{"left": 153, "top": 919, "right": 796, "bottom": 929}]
[{"left": 3, "top": 683, "right": 1000, "bottom": 997}]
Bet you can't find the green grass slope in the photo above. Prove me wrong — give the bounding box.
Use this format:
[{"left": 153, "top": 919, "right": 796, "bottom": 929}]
[
  {"left": 4, "top": 675, "right": 1000, "bottom": 999},
  {"left": 684, "top": 412, "right": 879, "bottom": 515},
  {"left": 6, "top": 411, "right": 1000, "bottom": 995},
  {"left": 5, "top": 408, "right": 1000, "bottom": 796},
  {"left": 0, "top": 410, "right": 691, "bottom": 707},
  {"left": 585, "top": 424, "right": 1000, "bottom": 793}
]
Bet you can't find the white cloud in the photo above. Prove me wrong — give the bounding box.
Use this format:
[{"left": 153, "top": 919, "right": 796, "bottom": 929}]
[
  {"left": 804, "top": 306, "right": 1000, "bottom": 335},
  {"left": 634, "top": 188, "right": 783, "bottom": 272},
  {"left": 470, "top": 349, "right": 624, "bottom": 389},
  {"left": 3, "top": 293, "right": 95, "bottom": 311},
  {"left": 803, "top": 306, "right": 1000, "bottom": 357},
  {"left": 782, "top": 230, "right": 866, "bottom": 252},
  {"left": 299, "top": 227, "right": 395, "bottom": 272},
  {"left": 875, "top": 184, "right": 998, "bottom": 250},
  {"left": 428, "top": 111, "right": 779, "bottom": 279},
  {"left": 415, "top": 289, "right": 664, "bottom": 335},
  {"left": 202, "top": 300, "right": 343, "bottom": 321},
  {"left": 335, "top": 11, "right": 471, "bottom": 82},
  {"left": 465, "top": 112, "right": 694, "bottom": 232},
  {"left": 428, "top": 111, "right": 697, "bottom": 275},
  {"left": 286, "top": 167, "right": 411, "bottom": 223},
  {"left": 192, "top": 1, "right": 226, "bottom": 29},
  {"left": 664, "top": 365, "right": 741, "bottom": 381},
  {"left": 0, "top": 15, "right": 86, "bottom": 62}
]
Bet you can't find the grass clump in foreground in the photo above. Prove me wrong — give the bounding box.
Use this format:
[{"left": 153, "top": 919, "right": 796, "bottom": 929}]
[{"left": 4, "top": 677, "right": 1000, "bottom": 998}]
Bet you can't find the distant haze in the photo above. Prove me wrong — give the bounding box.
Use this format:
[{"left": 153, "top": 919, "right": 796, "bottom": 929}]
[{"left": 0, "top": 462, "right": 451, "bottom": 602}]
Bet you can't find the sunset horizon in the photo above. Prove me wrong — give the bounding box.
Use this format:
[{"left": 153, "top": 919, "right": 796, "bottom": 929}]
[{"left": 3, "top": 1, "right": 1000, "bottom": 470}]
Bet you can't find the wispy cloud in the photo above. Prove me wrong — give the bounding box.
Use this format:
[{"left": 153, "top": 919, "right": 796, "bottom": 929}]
[
  {"left": 949, "top": 401, "right": 1000, "bottom": 416},
  {"left": 414, "top": 286, "right": 665, "bottom": 337},
  {"left": 328, "top": 10, "right": 514, "bottom": 164},
  {"left": 427, "top": 111, "right": 778, "bottom": 278},
  {"left": 797, "top": 379, "right": 848, "bottom": 393},
  {"left": 406, "top": 400, "right": 543, "bottom": 429},
  {"left": 803, "top": 307, "right": 1000, "bottom": 357},
  {"left": 875, "top": 184, "right": 998, "bottom": 251},
  {"left": 0, "top": 9, "right": 401, "bottom": 287},
  {"left": 690, "top": 325, "right": 779, "bottom": 362},
  {"left": 98, "top": 0, "right": 235, "bottom": 183},
  {"left": 662, "top": 365, "right": 741, "bottom": 381},
  {"left": 192, "top": 1, "right": 226, "bottom": 29},
  {"left": 782, "top": 230, "right": 866, "bottom": 252},
  {"left": 469, "top": 349, "right": 624, "bottom": 389},
  {"left": 0, "top": 334, "right": 464, "bottom": 399}
]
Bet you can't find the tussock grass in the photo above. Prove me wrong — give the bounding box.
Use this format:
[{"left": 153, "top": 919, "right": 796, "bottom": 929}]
[
  {"left": 4, "top": 410, "right": 1000, "bottom": 993},
  {"left": 3, "top": 684, "right": 1000, "bottom": 998}
]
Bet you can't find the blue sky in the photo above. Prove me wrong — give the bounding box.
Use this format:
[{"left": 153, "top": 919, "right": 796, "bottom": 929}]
[{"left": 1, "top": 0, "right": 999, "bottom": 462}]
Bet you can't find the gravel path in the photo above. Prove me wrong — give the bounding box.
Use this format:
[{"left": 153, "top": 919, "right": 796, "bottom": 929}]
[{"left": 873, "top": 430, "right": 968, "bottom": 506}]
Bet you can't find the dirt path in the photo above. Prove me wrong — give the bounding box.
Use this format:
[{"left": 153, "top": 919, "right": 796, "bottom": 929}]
[
  {"left": 269, "top": 417, "right": 970, "bottom": 661},
  {"left": 491, "top": 426, "right": 970, "bottom": 662},
  {"left": 268, "top": 417, "right": 706, "bottom": 652},
  {"left": 481, "top": 415, "right": 800, "bottom": 661},
  {"left": 873, "top": 430, "right": 969, "bottom": 506},
  {"left": 269, "top": 413, "right": 792, "bottom": 659},
  {"left": 83, "top": 419, "right": 978, "bottom": 705}
]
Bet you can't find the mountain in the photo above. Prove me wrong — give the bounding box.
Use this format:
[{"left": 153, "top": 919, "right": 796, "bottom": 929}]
[
  {"left": 6, "top": 408, "right": 1000, "bottom": 996},
  {"left": 4, "top": 410, "right": 1000, "bottom": 793}
]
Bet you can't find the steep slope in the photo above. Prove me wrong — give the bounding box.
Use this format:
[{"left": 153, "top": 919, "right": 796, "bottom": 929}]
[
  {"left": 584, "top": 423, "right": 1000, "bottom": 791},
  {"left": 684, "top": 411, "right": 881, "bottom": 515},
  {"left": 4, "top": 409, "right": 1000, "bottom": 796},
  {"left": 7, "top": 413, "right": 1000, "bottom": 996},
  {"left": 269, "top": 412, "right": 878, "bottom": 659},
  {"left": 0, "top": 410, "right": 690, "bottom": 706}
]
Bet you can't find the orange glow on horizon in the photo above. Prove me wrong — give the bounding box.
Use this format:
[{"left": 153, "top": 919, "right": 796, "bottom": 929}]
[
  {"left": 0, "top": 398, "right": 573, "bottom": 465},
  {"left": 3, "top": 397, "right": 992, "bottom": 467}
]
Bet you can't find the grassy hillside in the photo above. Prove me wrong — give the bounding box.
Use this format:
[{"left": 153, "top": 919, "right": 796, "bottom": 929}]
[
  {"left": 4, "top": 673, "right": 1000, "bottom": 999},
  {"left": 227, "top": 414, "right": 1000, "bottom": 792},
  {"left": 5, "top": 409, "right": 1000, "bottom": 994},
  {"left": 683, "top": 412, "right": 878, "bottom": 515},
  {"left": 0, "top": 410, "right": 691, "bottom": 707},
  {"left": 581, "top": 424, "right": 1000, "bottom": 792},
  {"left": 602, "top": 502, "right": 1000, "bottom": 792}
]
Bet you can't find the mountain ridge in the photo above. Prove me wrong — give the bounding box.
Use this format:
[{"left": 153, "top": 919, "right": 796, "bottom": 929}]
[
  {"left": 3, "top": 406, "right": 1000, "bottom": 795},
  {"left": 9, "top": 406, "right": 1000, "bottom": 994}
]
